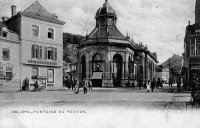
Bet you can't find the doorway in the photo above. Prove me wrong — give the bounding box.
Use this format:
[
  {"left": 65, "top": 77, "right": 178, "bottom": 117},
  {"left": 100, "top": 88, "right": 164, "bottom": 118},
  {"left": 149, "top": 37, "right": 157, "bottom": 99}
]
[{"left": 112, "top": 54, "right": 123, "bottom": 87}]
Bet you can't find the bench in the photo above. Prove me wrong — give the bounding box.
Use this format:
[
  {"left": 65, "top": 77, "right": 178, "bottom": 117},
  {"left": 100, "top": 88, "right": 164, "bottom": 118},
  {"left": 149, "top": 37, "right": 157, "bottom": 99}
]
[{"left": 186, "top": 91, "right": 200, "bottom": 109}]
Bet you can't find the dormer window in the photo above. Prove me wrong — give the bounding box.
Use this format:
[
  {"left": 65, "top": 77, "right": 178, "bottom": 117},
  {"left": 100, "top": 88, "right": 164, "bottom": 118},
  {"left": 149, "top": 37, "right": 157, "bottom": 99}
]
[
  {"left": 1, "top": 27, "right": 8, "bottom": 38},
  {"left": 48, "top": 28, "right": 54, "bottom": 39},
  {"left": 2, "top": 31, "right": 8, "bottom": 37}
]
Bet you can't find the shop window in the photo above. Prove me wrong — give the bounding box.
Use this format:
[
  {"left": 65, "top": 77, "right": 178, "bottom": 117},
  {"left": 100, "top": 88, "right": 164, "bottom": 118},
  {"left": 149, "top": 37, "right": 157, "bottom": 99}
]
[
  {"left": 6, "top": 65, "right": 13, "bottom": 77},
  {"left": 47, "top": 69, "right": 54, "bottom": 83},
  {"left": 2, "top": 48, "right": 10, "bottom": 61},
  {"left": 48, "top": 28, "right": 54, "bottom": 39},
  {"left": 32, "top": 67, "right": 39, "bottom": 77},
  {"left": 32, "top": 25, "right": 39, "bottom": 37}
]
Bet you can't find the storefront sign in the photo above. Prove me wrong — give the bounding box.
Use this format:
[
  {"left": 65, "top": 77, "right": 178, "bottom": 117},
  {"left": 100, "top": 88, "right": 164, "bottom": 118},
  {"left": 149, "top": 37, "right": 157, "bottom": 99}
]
[{"left": 28, "top": 60, "right": 57, "bottom": 65}]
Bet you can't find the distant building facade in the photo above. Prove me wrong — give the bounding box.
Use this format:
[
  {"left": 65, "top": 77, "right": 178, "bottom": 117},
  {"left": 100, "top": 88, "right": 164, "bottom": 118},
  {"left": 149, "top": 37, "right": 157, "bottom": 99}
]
[
  {"left": 162, "top": 54, "right": 183, "bottom": 84},
  {"left": 183, "top": 0, "right": 200, "bottom": 89},
  {"left": 135, "top": 43, "right": 158, "bottom": 82},
  {"left": 1, "top": 1, "right": 65, "bottom": 89}
]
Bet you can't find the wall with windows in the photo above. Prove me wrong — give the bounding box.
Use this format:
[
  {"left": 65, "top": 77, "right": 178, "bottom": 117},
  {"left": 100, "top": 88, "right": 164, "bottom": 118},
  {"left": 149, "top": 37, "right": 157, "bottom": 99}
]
[
  {"left": 19, "top": 16, "right": 63, "bottom": 87},
  {"left": 20, "top": 17, "right": 63, "bottom": 65},
  {"left": 21, "top": 17, "right": 63, "bottom": 45},
  {"left": 190, "top": 37, "right": 200, "bottom": 56},
  {"left": 0, "top": 38, "right": 20, "bottom": 81}
]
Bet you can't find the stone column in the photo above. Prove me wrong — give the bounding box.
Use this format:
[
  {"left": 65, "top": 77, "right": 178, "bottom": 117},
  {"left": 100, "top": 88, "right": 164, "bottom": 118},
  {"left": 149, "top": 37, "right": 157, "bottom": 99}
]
[
  {"left": 104, "top": 51, "right": 112, "bottom": 87},
  {"left": 86, "top": 51, "right": 90, "bottom": 80},
  {"left": 124, "top": 52, "right": 129, "bottom": 83}
]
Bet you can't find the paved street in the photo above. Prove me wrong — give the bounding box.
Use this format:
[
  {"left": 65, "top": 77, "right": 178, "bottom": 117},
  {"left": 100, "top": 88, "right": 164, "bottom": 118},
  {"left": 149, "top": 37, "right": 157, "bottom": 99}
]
[
  {"left": 0, "top": 84, "right": 191, "bottom": 110},
  {"left": 1, "top": 84, "right": 199, "bottom": 128}
]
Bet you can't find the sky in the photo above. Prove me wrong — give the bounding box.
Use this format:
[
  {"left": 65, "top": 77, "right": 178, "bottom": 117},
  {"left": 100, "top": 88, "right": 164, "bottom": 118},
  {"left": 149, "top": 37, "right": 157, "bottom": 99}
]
[{"left": 0, "top": 0, "right": 196, "bottom": 63}]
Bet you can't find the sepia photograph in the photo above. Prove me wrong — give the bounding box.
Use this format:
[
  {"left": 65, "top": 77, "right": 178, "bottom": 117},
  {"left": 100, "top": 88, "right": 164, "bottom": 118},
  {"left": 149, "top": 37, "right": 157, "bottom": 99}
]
[{"left": 0, "top": 0, "right": 200, "bottom": 128}]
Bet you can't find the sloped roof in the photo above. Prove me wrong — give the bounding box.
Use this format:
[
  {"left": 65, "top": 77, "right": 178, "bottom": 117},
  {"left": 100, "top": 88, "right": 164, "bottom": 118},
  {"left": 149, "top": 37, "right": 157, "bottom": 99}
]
[
  {"left": 89, "top": 27, "right": 126, "bottom": 40},
  {"left": 0, "top": 21, "right": 20, "bottom": 41},
  {"left": 0, "top": 21, "right": 7, "bottom": 28},
  {"left": 21, "top": 1, "right": 65, "bottom": 25}
]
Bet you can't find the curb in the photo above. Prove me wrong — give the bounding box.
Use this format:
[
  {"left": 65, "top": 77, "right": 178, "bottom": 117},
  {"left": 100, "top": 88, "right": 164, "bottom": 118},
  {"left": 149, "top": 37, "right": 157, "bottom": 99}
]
[{"left": 165, "top": 87, "right": 177, "bottom": 111}]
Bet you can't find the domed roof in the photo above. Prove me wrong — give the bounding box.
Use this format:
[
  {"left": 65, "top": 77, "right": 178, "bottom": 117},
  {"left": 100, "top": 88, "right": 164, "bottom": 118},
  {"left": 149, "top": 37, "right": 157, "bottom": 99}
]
[{"left": 95, "top": 0, "right": 117, "bottom": 19}]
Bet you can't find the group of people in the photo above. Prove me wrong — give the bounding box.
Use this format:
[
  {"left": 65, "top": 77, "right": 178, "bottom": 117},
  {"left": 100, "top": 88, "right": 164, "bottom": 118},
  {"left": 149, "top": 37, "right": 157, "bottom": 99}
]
[
  {"left": 125, "top": 78, "right": 163, "bottom": 92},
  {"left": 64, "top": 76, "right": 92, "bottom": 94}
]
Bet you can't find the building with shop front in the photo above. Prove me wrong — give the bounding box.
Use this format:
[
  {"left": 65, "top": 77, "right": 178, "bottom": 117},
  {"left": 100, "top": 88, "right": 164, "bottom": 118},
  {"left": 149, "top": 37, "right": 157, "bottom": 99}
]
[
  {"left": 1, "top": 1, "right": 65, "bottom": 89},
  {"left": 78, "top": 0, "right": 158, "bottom": 87},
  {"left": 0, "top": 19, "right": 20, "bottom": 87},
  {"left": 183, "top": 0, "right": 200, "bottom": 89}
]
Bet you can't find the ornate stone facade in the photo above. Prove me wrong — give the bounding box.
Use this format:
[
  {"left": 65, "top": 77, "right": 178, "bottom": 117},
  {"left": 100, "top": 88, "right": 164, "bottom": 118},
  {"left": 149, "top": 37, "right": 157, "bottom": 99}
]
[{"left": 78, "top": 0, "right": 136, "bottom": 87}]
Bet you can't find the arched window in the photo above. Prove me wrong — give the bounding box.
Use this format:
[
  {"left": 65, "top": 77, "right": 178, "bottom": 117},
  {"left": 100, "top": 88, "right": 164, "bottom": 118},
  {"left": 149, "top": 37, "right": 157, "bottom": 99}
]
[{"left": 92, "top": 54, "right": 103, "bottom": 71}]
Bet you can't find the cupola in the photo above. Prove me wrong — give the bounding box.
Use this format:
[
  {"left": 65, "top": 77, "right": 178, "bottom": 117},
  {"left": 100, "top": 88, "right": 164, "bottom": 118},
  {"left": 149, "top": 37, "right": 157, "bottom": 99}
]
[{"left": 95, "top": 0, "right": 117, "bottom": 27}]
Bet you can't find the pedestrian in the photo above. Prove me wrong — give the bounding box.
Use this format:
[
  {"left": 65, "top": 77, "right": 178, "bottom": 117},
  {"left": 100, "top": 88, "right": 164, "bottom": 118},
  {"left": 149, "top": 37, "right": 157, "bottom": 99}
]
[
  {"left": 177, "top": 77, "right": 181, "bottom": 92},
  {"left": 156, "top": 77, "right": 161, "bottom": 88},
  {"left": 169, "top": 78, "right": 172, "bottom": 87},
  {"left": 88, "top": 80, "right": 92, "bottom": 90},
  {"left": 74, "top": 79, "right": 79, "bottom": 94},
  {"left": 146, "top": 80, "right": 151, "bottom": 92},
  {"left": 126, "top": 80, "right": 130, "bottom": 88},
  {"left": 151, "top": 78, "right": 156, "bottom": 92},
  {"left": 133, "top": 80, "right": 137, "bottom": 89},
  {"left": 160, "top": 79, "right": 163, "bottom": 88},
  {"left": 143, "top": 80, "right": 147, "bottom": 89},
  {"left": 70, "top": 79, "right": 74, "bottom": 90},
  {"left": 33, "top": 81, "right": 39, "bottom": 91},
  {"left": 83, "top": 80, "right": 88, "bottom": 94},
  {"left": 139, "top": 79, "right": 142, "bottom": 90},
  {"left": 65, "top": 76, "right": 70, "bottom": 90},
  {"left": 132, "top": 81, "right": 135, "bottom": 89}
]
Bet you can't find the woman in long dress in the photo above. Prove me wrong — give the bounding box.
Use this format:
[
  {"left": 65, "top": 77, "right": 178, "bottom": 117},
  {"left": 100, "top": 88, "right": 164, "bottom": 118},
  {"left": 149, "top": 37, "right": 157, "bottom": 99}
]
[
  {"left": 147, "top": 80, "right": 151, "bottom": 92},
  {"left": 74, "top": 79, "right": 79, "bottom": 94}
]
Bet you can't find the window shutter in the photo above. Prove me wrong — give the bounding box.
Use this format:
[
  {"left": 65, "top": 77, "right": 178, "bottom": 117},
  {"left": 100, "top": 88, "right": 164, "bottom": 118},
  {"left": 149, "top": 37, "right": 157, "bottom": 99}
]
[
  {"left": 39, "top": 46, "right": 42, "bottom": 60},
  {"left": 55, "top": 48, "right": 57, "bottom": 61},
  {"left": 52, "top": 47, "right": 55, "bottom": 61},
  {"left": 31, "top": 45, "right": 34, "bottom": 58},
  {"left": 45, "top": 47, "right": 47, "bottom": 60},
  {"left": 8, "top": 49, "right": 10, "bottom": 60}
]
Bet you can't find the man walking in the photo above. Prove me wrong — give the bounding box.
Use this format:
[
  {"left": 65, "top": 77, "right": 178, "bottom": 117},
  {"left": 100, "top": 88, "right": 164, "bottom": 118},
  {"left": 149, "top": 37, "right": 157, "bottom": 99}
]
[
  {"left": 151, "top": 78, "right": 156, "bottom": 92},
  {"left": 169, "top": 78, "right": 172, "bottom": 87},
  {"left": 83, "top": 80, "right": 88, "bottom": 94},
  {"left": 88, "top": 80, "right": 92, "bottom": 90}
]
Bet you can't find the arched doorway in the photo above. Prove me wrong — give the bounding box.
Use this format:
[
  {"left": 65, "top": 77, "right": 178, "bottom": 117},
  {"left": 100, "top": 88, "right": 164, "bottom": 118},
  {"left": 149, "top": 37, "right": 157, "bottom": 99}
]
[
  {"left": 112, "top": 54, "right": 123, "bottom": 87},
  {"left": 91, "top": 54, "right": 104, "bottom": 87},
  {"left": 81, "top": 56, "right": 86, "bottom": 80}
]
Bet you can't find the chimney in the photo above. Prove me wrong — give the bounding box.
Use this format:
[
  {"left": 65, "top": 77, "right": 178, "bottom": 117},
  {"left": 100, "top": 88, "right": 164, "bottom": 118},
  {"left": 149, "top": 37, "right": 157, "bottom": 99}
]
[
  {"left": 11, "top": 5, "right": 17, "bottom": 17},
  {"left": 188, "top": 21, "right": 191, "bottom": 25}
]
